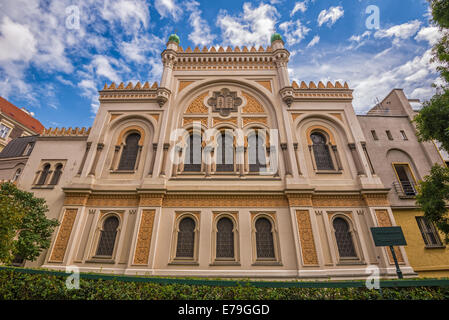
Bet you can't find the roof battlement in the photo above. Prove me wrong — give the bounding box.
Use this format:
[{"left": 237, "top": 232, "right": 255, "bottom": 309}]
[
  {"left": 177, "top": 45, "right": 273, "bottom": 54},
  {"left": 42, "top": 127, "right": 91, "bottom": 136}
]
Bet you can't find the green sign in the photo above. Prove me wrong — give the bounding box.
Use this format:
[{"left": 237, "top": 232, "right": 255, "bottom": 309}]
[{"left": 370, "top": 227, "right": 407, "bottom": 247}]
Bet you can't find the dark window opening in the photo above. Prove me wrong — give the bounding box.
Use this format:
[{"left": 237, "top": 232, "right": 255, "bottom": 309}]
[
  {"left": 176, "top": 217, "right": 195, "bottom": 258},
  {"left": 311, "top": 132, "right": 334, "bottom": 170},
  {"left": 118, "top": 133, "right": 141, "bottom": 171},
  {"left": 96, "top": 216, "right": 119, "bottom": 257},
  {"left": 184, "top": 133, "right": 202, "bottom": 172},
  {"left": 255, "top": 218, "right": 275, "bottom": 259},
  {"left": 216, "top": 217, "right": 234, "bottom": 258},
  {"left": 216, "top": 132, "right": 234, "bottom": 172},
  {"left": 333, "top": 218, "right": 357, "bottom": 258}
]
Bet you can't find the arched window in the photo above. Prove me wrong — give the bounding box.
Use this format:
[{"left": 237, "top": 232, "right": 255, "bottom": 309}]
[
  {"left": 118, "top": 133, "right": 141, "bottom": 170},
  {"left": 12, "top": 168, "right": 22, "bottom": 182},
  {"left": 176, "top": 217, "right": 195, "bottom": 258},
  {"left": 49, "top": 164, "right": 63, "bottom": 185},
  {"left": 96, "top": 216, "right": 120, "bottom": 257},
  {"left": 248, "top": 130, "right": 267, "bottom": 172},
  {"left": 36, "top": 164, "right": 51, "bottom": 185},
  {"left": 255, "top": 218, "right": 275, "bottom": 259},
  {"left": 216, "top": 217, "right": 234, "bottom": 258},
  {"left": 333, "top": 217, "right": 356, "bottom": 258},
  {"left": 216, "top": 131, "right": 234, "bottom": 172},
  {"left": 184, "top": 133, "right": 202, "bottom": 172},
  {"left": 311, "top": 132, "right": 334, "bottom": 170}
]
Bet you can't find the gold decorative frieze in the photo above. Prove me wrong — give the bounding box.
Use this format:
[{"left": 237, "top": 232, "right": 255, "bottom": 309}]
[
  {"left": 242, "top": 117, "right": 268, "bottom": 126},
  {"left": 286, "top": 193, "right": 313, "bottom": 207},
  {"left": 296, "top": 210, "right": 319, "bottom": 266},
  {"left": 375, "top": 209, "right": 404, "bottom": 263},
  {"left": 242, "top": 92, "right": 265, "bottom": 113},
  {"left": 49, "top": 209, "right": 78, "bottom": 263},
  {"left": 139, "top": 194, "right": 164, "bottom": 207},
  {"left": 133, "top": 209, "right": 156, "bottom": 265},
  {"left": 86, "top": 194, "right": 139, "bottom": 207},
  {"left": 183, "top": 117, "right": 208, "bottom": 127},
  {"left": 64, "top": 193, "right": 89, "bottom": 206},
  {"left": 185, "top": 92, "right": 209, "bottom": 114},
  {"left": 363, "top": 193, "right": 390, "bottom": 207},
  {"left": 178, "top": 81, "right": 195, "bottom": 92},
  {"left": 313, "top": 195, "right": 365, "bottom": 207},
  {"left": 213, "top": 117, "right": 238, "bottom": 126},
  {"left": 162, "top": 194, "right": 288, "bottom": 208}
]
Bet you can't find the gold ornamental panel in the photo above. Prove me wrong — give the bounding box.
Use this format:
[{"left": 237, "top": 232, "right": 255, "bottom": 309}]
[
  {"left": 133, "top": 210, "right": 156, "bottom": 265},
  {"left": 49, "top": 209, "right": 78, "bottom": 263},
  {"left": 295, "top": 210, "right": 319, "bottom": 266}
]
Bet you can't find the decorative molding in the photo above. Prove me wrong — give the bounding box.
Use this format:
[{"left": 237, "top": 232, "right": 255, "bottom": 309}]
[
  {"left": 242, "top": 117, "right": 268, "bottom": 126},
  {"left": 149, "top": 114, "right": 160, "bottom": 122},
  {"left": 207, "top": 88, "right": 242, "bottom": 117},
  {"left": 64, "top": 193, "right": 89, "bottom": 206},
  {"left": 295, "top": 210, "right": 319, "bottom": 266},
  {"left": 291, "top": 113, "right": 302, "bottom": 122},
  {"left": 213, "top": 117, "right": 238, "bottom": 126},
  {"left": 49, "top": 209, "right": 78, "bottom": 263},
  {"left": 109, "top": 114, "right": 122, "bottom": 123},
  {"left": 87, "top": 194, "right": 139, "bottom": 207},
  {"left": 88, "top": 209, "right": 96, "bottom": 215},
  {"left": 242, "top": 91, "right": 265, "bottom": 113},
  {"left": 313, "top": 195, "right": 364, "bottom": 207},
  {"left": 42, "top": 127, "right": 91, "bottom": 137},
  {"left": 375, "top": 209, "right": 404, "bottom": 264},
  {"left": 255, "top": 80, "right": 272, "bottom": 92},
  {"left": 139, "top": 194, "right": 164, "bottom": 207},
  {"left": 286, "top": 194, "right": 313, "bottom": 207},
  {"left": 185, "top": 92, "right": 209, "bottom": 114},
  {"left": 363, "top": 193, "right": 390, "bottom": 207},
  {"left": 162, "top": 194, "right": 288, "bottom": 208},
  {"left": 133, "top": 209, "right": 156, "bottom": 265},
  {"left": 330, "top": 113, "right": 343, "bottom": 122},
  {"left": 183, "top": 117, "right": 208, "bottom": 127},
  {"left": 178, "top": 81, "right": 195, "bottom": 92}
]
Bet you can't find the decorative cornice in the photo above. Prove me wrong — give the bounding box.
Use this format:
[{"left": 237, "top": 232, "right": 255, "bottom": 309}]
[{"left": 42, "top": 127, "right": 91, "bottom": 137}]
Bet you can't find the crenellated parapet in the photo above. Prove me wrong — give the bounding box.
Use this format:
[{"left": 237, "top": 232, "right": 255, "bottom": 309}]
[
  {"left": 289, "top": 80, "right": 353, "bottom": 102},
  {"left": 99, "top": 81, "right": 171, "bottom": 104},
  {"left": 42, "top": 127, "right": 91, "bottom": 136}
]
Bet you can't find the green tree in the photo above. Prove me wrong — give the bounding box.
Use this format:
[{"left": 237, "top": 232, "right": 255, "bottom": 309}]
[
  {"left": 414, "top": 0, "right": 449, "bottom": 242},
  {"left": 0, "top": 182, "right": 59, "bottom": 264}
]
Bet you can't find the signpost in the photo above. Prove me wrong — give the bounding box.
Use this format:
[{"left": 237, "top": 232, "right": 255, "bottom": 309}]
[{"left": 370, "top": 226, "right": 407, "bottom": 279}]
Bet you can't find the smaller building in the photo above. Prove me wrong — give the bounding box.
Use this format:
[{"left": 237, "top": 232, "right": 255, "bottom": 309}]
[
  {"left": 0, "top": 135, "right": 38, "bottom": 182},
  {"left": 0, "top": 96, "right": 44, "bottom": 152},
  {"left": 358, "top": 89, "right": 449, "bottom": 278}
]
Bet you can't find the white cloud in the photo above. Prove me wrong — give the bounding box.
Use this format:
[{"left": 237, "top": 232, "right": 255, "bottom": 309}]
[
  {"left": 415, "top": 26, "right": 442, "bottom": 46},
  {"left": 120, "top": 34, "right": 164, "bottom": 63},
  {"left": 317, "top": 6, "right": 344, "bottom": 27},
  {"left": 349, "top": 31, "right": 371, "bottom": 43},
  {"left": 0, "top": 17, "right": 36, "bottom": 62},
  {"left": 102, "top": 0, "right": 150, "bottom": 31},
  {"left": 374, "top": 20, "right": 421, "bottom": 43},
  {"left": 306, "top": 35, "right": 320, "bottom": 48},
  {"left": 154, "top": 0, "right": 182, "bottom": 21},
  {"left": 91, "top": 55, "right": 121, "bottom": 82},
  {"left": 291, "top": 1, "right": 307, "bottom": 16},
  {"left": 217, "top": 3, "right": 279, "bottom": 46},
  {"left": 279, "top": 20, "right": 310, "bottom": 46},
  {"left": 186, "top": 1, "right": 215, "bottom": 46}
]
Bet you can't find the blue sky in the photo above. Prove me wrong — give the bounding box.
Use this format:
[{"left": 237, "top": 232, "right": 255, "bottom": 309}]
[{"left": 0, "top": 0, "right": 442, "bottom": 129}]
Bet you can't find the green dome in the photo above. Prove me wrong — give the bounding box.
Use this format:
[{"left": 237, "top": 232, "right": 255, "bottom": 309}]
[
  {"left": 168, "top": 34, "right": 180, "bottom": 44},
  {"left": 271, "top": 33, "right": 283, "bottom": 43}
]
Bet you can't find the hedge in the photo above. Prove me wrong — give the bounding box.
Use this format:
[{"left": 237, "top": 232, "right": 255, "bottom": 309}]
[{"left": 1, "top": 269, "right": 449, "bottom": 300}]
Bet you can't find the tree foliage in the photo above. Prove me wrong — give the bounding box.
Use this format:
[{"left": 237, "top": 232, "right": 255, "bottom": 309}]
[
  {"left": 413, "top": 1, "right": 449, "bottom": 240},
  {"left": 0, "top": 182, "right": 59, "bottom": 264},
  {"left": 416, "top": 165, "right": 449, "bottom": 242}
]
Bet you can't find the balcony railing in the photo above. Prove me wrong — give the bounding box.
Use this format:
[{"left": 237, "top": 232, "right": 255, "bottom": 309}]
[{"left": 392, "top": 181, "right": 417, "bottom": 198}]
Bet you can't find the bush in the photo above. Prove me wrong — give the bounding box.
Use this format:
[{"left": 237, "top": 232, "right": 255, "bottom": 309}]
[{"left": 1, "top": 269, "right": 449, "bottom": 300}]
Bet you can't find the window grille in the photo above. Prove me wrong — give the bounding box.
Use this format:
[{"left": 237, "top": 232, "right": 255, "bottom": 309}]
[
  {"left": 311, "top": 132, "right": 334, "bottom": 170},
  {"left": 333, "top": 218, "right": 357, "bottom": 258},
  {"left": 184, "top": 133, "right": 202, "bottom": 172},
  {"left": 255, "top": 218, "right": 275, "bottom": 258},
  {"left": 216, "top": 132, "right": 234, "bottom": 172},
  {"left": 248, "top": 131, "right": 267, "bottom": 172},
  {"left": 176, "top": 217, "right": 195, "bottom": 258},
  {"left": 118, "top": 133, "right": 140, "bottom": 170},
  {"left": 216, "top": 217, "right": 234, "bottom": 258},
  {"left": 416, "top": 216, "right": 443, "bottom": 247},
  {"left": 96, "top": 216, "right": 119, "bottom": 257}
]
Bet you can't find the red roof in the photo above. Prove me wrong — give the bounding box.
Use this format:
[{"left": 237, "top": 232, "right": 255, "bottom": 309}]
[{"left": 0, "top": 96, "right": 44, "bottom": 134}]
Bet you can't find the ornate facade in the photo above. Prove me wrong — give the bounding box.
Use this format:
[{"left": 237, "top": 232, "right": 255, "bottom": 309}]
[{"left": 17, "top": 34, "right": 425, "bottom": 279}]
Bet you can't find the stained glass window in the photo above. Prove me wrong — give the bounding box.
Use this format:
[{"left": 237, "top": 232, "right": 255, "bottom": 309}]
[
  {"left": 118, "top": 133, "right": 141, "bottom": 170},
  {"left": 176, "top": 217, "right": 195, "bottom": 258},
  {"left": 333, "top": 218, "right": 356, "bottom": 258},
  {"left": 216, "top": 217, "right": 234, "bottom": 258},
  {"left": 96, "top": 216, "right": 119, "bottom": 257},
  {"left": 311, "top": 132, "right": 334, "bottom": 170},
  {"left": 184, "top": 133, "right": 202, "bottom": 172},
  {"left": 255, "top": 218, "right": 275, "bottom": 258}
]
